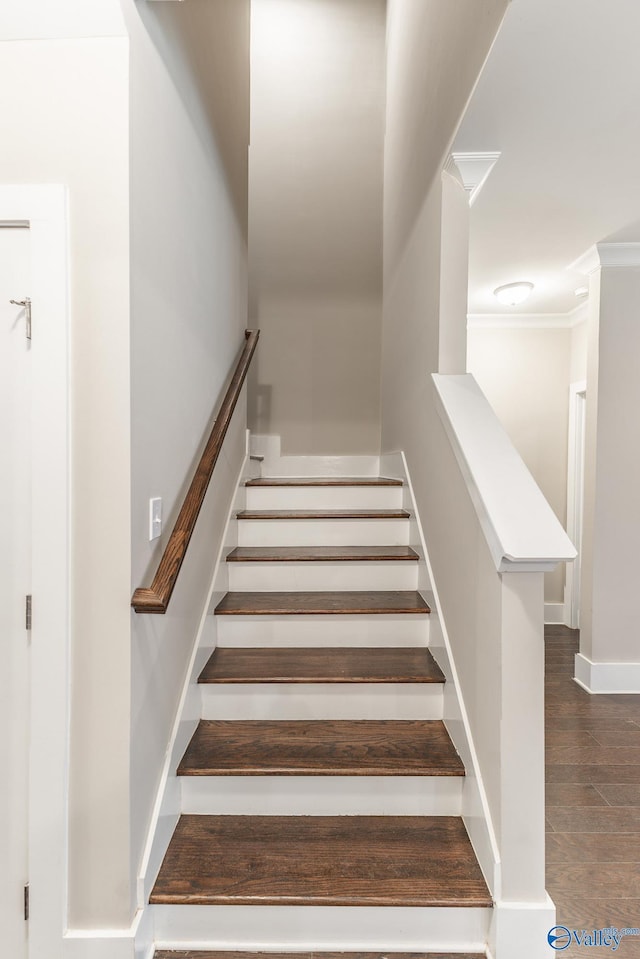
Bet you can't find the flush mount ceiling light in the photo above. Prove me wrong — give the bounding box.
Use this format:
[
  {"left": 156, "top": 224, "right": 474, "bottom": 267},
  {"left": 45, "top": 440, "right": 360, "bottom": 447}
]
[
  {"left": 574, "top": 286, "right": 589, "bottom": 298},
  {"left": 493, "top": 281, "right": 534, "bottom": 307}
]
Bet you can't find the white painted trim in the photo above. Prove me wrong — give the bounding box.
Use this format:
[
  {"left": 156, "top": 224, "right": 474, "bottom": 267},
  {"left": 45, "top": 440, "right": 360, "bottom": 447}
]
[
  {"left": 447, "top": 151, "right": 501, "bottom": 206},
  {"left": 570, "top": 241, "right": 640, "bottom": 275},
  {"left": 237, "top": 516, "right": 410, "bottom": 548},
  {"left": 565, "top": 381, "right": 587, "bottom": 630},
  {"left": 151, "top": 903, "right": 491, "bottom": 950},
  {"left": 62, "top": 907, "right": 154, "bottom": 959},
  {"left": 228, "top": 559, "right": 417, "bottom": 591},
  {"left": 216, "top": 613, "right": 428, "bottom": 646},
  {"left": 597, "top": 241, "right": 640, "bottom": 269},
  {"left": 181, "top": 775, "right": 462, "bottom": 816},
  {"left": 136, "top": 446, "right": 249, "bottom": 909},
  {"left": 65, "top": 928, "right": 136, "bottom": 959},
  {"left": 569, "top": 244, "right": 601, "bottom": 276},
  {"left": 0, "top": 185, "right": 70, "bottom": 959},
  {"left": 199, "top": 682, "right": 442, "bottom": 721},
  {"left": 134, "top": 905, "right": 155, "bottom": 959},
  {"left": 488, "top": 894, "right": 556, "bottom": 959},
  {"left": 245, "top": 485, "right": 403, "bottom": 510},
  {"left": 468, "top": 302, "right": 587, "bottom": 330},
  {"left": 250, "top": 433, "right": 380, "bottom": 478},
  {"left": 380, "top": 451, "right": 501, "bottom": 900},
  {"left": 432, "top": 373, "right": 577, "bottom": 573},
  {"left": 575, "top": 653, "right": 640, "bottom": 694},
  {"left": 544, "top": 602, "right": 567, "bottom": 625}
]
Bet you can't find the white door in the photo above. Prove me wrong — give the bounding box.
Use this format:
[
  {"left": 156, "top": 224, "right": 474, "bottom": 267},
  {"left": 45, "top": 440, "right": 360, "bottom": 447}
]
[{"left": 0, "top": 224, "right": 32, "bottom": 959}]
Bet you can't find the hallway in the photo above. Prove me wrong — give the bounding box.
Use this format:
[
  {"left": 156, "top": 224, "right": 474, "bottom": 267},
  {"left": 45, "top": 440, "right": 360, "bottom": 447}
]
[{"left": 546, "top": 626, "right": 640, "bottom": 956}]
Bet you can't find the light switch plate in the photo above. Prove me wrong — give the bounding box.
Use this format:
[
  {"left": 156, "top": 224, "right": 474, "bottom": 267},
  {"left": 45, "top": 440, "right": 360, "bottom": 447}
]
[{"left": 149, "top": 497, "right": 162, "bottom": 541}]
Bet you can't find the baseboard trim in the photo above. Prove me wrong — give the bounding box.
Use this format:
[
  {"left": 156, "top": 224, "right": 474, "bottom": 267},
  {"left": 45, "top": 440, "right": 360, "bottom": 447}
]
[
  {"left": 544, "top": 602, "right": 568, "bottom": 625},
  {"left": 63, "top": 906, "right": 154, "bottom": 959},
  {"left": 575, "top": 653, "right": 640, "bottom": 693},
  {"left": 488, "top": 895, "right": 555, "bottom": 959},
  {"left": 64, "top": 933, "right": 134, "bottom": 959}
]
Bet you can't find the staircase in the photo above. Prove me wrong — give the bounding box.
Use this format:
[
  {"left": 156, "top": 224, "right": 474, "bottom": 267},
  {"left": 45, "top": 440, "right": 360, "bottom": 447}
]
[{"left": 149, "top": 473, "right": 492, "bottom": 955}]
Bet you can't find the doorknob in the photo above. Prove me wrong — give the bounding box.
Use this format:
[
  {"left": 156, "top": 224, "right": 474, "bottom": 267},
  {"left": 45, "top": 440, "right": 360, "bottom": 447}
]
[{"left": 10, "top": 297, "right": 31, "bottom": 340}]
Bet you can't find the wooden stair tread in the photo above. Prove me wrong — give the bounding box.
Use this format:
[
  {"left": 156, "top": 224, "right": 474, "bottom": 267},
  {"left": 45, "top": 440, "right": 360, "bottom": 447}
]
[
  {"left": 246, "top": 477, "right": 403, "bottom": 487},
  {"left": 236, "top": 509, "right": 410, "bottom": 520},
  {"left": 214, "top": 591, "right": 431, "bottom": 616},
  {"left": 154, "top": 953, "right": 485, "bottom": 958},
  {"left": 150, "top": 815, "right": 492, "bottom": 907},
  {"left": 199, "top": 647, "right": 445, "bottom": 684},
  {"left": 226, "top": 546, "right": 419, "bottom": 562},
  {"left": 177, "top": 719, "right": 464, "bottom": 777}
]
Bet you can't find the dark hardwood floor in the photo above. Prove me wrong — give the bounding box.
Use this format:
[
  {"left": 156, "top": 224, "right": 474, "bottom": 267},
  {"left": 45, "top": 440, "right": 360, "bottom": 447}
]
[{"left": 546, "top": 625, "right": 640, "bottom": 956}]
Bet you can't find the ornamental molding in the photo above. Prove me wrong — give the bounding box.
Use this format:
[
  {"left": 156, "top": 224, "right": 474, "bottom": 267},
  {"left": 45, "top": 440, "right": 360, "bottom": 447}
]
[
  {"left": 468, "top": 303, "right": 587, "bottom": 330},
  {"left": 569, "top": 242, "right": 640, "bottom": 275},
  {"left": 445, "top": 152, "right": 501, "bottom": 207}
]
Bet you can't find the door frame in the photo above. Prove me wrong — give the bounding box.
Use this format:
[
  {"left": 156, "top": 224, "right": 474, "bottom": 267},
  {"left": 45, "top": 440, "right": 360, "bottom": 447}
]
[
  {"left": 0, "top": 185, "right": 70, "bottom": 959},
  {"left": 565, "top": 380, "right": 587, "bottom": 629}
]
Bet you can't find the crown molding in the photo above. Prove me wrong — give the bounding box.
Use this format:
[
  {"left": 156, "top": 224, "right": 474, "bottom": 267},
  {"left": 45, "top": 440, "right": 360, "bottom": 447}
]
[
  {"left": 443, "top": 155, "right": 465, "bottom": 188},
  {"left": 446, "top": 152, "right": 501, "bottom": 207},
  {"left": 568, "top": 245, "right": 600, "bottom": 276},
  {"left": 597, "top": 241, "right": 640, "bottom": 268},
  {"left": 468, "top": 303, "right": 587, "bottom": 330},
  {"left": 569, "top": 241, "right": 640, "bottom": 275}
]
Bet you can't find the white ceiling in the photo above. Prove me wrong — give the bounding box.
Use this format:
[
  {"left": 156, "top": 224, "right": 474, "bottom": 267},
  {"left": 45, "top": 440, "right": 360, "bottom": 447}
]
[{"left": 454, "top": 0, "right": 640, "bottom": 315}]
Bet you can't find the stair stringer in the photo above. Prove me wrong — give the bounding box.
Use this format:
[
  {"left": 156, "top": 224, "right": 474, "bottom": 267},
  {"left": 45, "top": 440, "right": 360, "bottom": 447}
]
[
  {"left": 135, "top": 429, "right": 253, "bottom": 932},
  {"left": 381, "top": 451, "right": 500, "bottom": 896},
  {"left": 382, "top": 452, "right": 557, "bottom": 959}
]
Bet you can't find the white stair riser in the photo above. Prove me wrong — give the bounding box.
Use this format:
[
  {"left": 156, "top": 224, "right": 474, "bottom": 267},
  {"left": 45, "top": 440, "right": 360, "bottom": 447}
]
[
  {"left": 181, "top": 775, "right": 463, "bottom": 816},
  {"left": 199, "top": 683, "right": 443, "bottom": 720},
  {"left": 245, "top": 486, "right": 404, "bottom": 511},
  {"left": 252, "top": 446, "right": 381, "bottom": 477},
  {"left": 151, "top": 903, "right": 492, "bottom": 950},
  {"left": 238, "top": 518, "right": 410, "bottom": 547},
  {"left": 228, "top": 561, "right": 418, "bottom": 591},
  {"left": 215, "top": 613, "right": 430, "bottom": 646}
]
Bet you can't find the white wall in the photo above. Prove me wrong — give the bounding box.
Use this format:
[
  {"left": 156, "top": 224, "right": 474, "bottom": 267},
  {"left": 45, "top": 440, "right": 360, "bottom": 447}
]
[
  {"left": 381, "top": 0, "right": 510, "bottom": 894},
  {"left": 0, "top": 0, "right": 125, "bottom": 38},
  {"left": 381, "top": 0, "right": 508, "bottom": 444},
  {"left": 581, "top": 262, "right": 640, "bottom": 668},
  {"left": 467, "top": 326, "right": 572, "bottom": 603},
  {"left": 570, "top": 314, "right": 588, "bottom": 383},
  {"left": 121, "top": 0, "right": 250, "bottom": 922},
  {"left": 439, "top": 171, "right": 472, "bottom": 374},
  {"left": 1, "top": 0, "right": 251, "bottom": 932},
  {"left": 0, "top": 0, "right": 132, "bottom": 929},
  {"left": 248, "top": 0, "right": 385, "bottom": 455}
]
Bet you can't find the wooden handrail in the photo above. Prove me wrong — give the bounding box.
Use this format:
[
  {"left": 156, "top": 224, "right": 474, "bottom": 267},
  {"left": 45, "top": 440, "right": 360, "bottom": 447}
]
[{"left": 132, "top": 329, "right": 260, "bottom": 614}]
